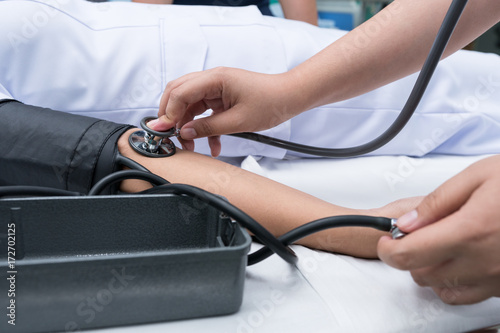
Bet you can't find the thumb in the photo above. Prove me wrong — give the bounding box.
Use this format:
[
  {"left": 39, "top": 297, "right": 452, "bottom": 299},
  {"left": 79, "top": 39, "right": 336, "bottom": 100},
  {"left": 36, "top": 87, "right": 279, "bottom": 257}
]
[{"left": 397, "top": 168, "right": 481, "bottom": 233}]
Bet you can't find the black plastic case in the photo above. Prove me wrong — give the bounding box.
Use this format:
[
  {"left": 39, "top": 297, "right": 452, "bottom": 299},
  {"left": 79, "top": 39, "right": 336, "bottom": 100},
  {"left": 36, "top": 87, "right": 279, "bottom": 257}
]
[{"left": 0, "top": 194, "right": 251, "bottom": 333}]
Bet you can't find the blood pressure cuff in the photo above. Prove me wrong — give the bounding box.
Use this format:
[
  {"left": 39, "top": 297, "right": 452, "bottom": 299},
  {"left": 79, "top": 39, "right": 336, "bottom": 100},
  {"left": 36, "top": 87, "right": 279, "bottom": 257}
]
[{"left": 0, "top": 99, "right": 133, "bottom": 194}]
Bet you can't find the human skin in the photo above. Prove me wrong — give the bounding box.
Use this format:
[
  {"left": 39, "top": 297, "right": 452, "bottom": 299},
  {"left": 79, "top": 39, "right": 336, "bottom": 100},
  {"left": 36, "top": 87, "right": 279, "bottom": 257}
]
[
  {"left": 378, "top": 155, "right": 500, "bottom": 305},
  {"left": 148, "top": 0, "right": 500, "bottom": 304},
  {"left": 151, "top": 0, "right": 500, "bottom": 155},
  {"left": 280, "top": 0, "right": 318, "bottom": 26},
  {"left": 131, "top": 0, "right": 318, "bottom": 25},
  {"left": 117, "top": 128, "right": 421, "bottom": 259}
]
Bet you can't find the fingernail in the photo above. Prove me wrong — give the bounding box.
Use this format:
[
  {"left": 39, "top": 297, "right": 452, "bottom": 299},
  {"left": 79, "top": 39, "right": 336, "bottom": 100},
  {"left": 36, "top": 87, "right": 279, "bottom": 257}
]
[
  {"left": 147, "top": 118, "right": 159, "bottom": 128},
  {"left": 148, "top": 118, "right": 172, "bottom": 131},
  {"left": 181, "top": 128, "right": 197, "bottom": 140},
  {"left": 397, "top": 210, "right": 418, "bottom": 229}
]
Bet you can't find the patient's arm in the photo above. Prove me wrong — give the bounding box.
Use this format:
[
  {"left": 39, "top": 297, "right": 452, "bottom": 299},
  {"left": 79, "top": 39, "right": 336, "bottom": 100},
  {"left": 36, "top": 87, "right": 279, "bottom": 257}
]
[
  {"left": 118, "top": 128, "right": 420, "bottom": 258},
  {"left": 0, "top": 99, "right": 416, "bottom": 259}
]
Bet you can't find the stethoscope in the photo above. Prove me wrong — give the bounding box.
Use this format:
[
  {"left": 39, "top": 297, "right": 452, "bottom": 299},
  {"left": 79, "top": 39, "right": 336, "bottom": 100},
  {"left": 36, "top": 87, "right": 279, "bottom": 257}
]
[
  {"left": 120, "top": 0, "right": 468, "bottom": 264},
  {"left": 129, "top": 0, "right": 469, "bottom": 159}
]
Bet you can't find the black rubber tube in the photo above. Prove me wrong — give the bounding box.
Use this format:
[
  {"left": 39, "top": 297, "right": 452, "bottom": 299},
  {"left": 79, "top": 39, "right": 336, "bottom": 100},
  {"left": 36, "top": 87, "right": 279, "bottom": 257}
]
[
  {"left": 116, "top": 153, "right": 151, "bottom": 173},
  {"left": 248, "top": 215, "right": 393, "bottom": 265},
  {"left": 141, "top": 183, "right": 298, "bottom": 265},
  {"left": 230, "top": 0, "right": 469, "bottom": 157},
  {"left": 88, "top": 169, "right": 169, "bottom": 195}
]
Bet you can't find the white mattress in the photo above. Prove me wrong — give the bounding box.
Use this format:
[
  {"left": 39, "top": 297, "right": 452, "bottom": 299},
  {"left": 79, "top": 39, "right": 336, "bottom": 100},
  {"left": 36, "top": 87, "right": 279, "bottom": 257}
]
[{"left": 92, "top": 154, "right": 500, "bottom": 333}]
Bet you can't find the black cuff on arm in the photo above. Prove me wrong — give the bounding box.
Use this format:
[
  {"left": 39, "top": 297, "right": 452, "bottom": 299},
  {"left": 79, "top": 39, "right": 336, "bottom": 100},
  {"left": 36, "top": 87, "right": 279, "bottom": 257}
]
[{"left": 0, "top": 100, "right": 133, "bottom": 194}]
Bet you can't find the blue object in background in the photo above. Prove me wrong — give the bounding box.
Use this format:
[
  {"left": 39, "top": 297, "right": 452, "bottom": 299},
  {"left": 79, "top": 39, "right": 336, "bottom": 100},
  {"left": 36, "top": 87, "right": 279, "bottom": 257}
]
[{"left": 317, "top": 11, "right": 354, "bottom": 30}]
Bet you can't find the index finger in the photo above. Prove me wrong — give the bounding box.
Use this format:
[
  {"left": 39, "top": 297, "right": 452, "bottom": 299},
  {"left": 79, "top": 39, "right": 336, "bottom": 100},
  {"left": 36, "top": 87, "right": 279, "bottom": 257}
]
[
  {"left": 155, "top": 70, "right": 225, "bottom": 131},
  {"left": 158, "top": 71, "right": 202, "bottom": 119},
  {"left": 378, "top": 212, "right": 465, "bottom": 271}
]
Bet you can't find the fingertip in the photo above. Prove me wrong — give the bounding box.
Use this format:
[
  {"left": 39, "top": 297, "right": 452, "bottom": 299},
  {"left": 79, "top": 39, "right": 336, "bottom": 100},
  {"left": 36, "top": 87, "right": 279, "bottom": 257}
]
[
  {"left": 208, "top": 136, "right": 221, "bottom": 158},
  {"left": 377, "top": 235, "right": 397, "bottom": 262},
  {"left": 379, "top": 235, "right": 393, "bottom": 243},
  {"left": 377, "top": 235, "right": 393, "bottom": 251},
  {"left": 147, "top": 118, "right": 159, "bottom": 128},
  {"left": 397, "top": 209, "right": 419, "bottom": 232},
  {"left": 149, "top": 116, "right": 174, "bottom": 131},
  {"left": 180, "top": 127, "right": 198, "bottom": 140},
  {"left": 182, "top": 139, "right": 195, "bottom": 152}
]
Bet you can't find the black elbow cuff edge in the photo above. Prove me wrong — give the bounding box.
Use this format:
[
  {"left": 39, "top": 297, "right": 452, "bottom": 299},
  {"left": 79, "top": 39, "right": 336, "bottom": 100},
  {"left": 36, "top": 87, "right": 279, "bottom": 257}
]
[
  {"left": 60, "top": 118, "right": 134, "bottom": 195},
  {"left": 91, "top": 124, "right": 134, "bottom": 195}
]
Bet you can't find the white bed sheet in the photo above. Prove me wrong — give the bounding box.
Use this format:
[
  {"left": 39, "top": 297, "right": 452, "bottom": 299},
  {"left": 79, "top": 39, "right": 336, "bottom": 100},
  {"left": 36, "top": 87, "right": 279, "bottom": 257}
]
[{"left": 90, "top": 154, "right": 500, "bottom": 333}]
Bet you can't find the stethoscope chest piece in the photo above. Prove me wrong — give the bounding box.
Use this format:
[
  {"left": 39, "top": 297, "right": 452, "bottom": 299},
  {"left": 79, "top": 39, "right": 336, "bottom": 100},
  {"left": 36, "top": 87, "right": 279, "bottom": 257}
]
[{"left": 128, "top": 117, "right": 177, "bottom": 158}]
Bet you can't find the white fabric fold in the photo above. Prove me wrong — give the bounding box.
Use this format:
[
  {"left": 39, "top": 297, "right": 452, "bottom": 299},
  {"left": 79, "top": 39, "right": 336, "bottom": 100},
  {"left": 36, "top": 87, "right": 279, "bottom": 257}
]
[{"left": 1, "top": 0, "right": 499, "bottom": 158}]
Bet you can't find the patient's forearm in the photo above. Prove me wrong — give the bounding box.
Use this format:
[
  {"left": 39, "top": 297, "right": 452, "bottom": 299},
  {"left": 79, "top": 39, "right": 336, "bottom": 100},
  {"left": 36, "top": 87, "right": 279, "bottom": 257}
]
[{"left": 118, "top": 129, "right": 417, "bottom": 258}]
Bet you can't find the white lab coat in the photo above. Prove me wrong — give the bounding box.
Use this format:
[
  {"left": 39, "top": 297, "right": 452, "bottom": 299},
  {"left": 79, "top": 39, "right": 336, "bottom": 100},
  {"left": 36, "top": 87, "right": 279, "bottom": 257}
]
[{"left": 1, "top": 0, "right": 499, "bottom": 158}]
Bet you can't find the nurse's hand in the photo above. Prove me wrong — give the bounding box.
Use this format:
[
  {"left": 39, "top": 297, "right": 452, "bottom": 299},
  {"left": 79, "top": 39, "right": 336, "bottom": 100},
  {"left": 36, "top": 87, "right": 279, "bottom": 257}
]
[
  {"left": 151, "top": 67, "right": 304, "bottom": 157},
  {"left": 378, "top": 155, "right": 500, "bottom": 305}
]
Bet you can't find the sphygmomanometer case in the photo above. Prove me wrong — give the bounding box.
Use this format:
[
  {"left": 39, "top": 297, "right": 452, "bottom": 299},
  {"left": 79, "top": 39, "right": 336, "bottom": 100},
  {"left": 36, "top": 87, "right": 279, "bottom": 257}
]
[{"left": 0, "top": 193, "right": 251, "bottom": 332}]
